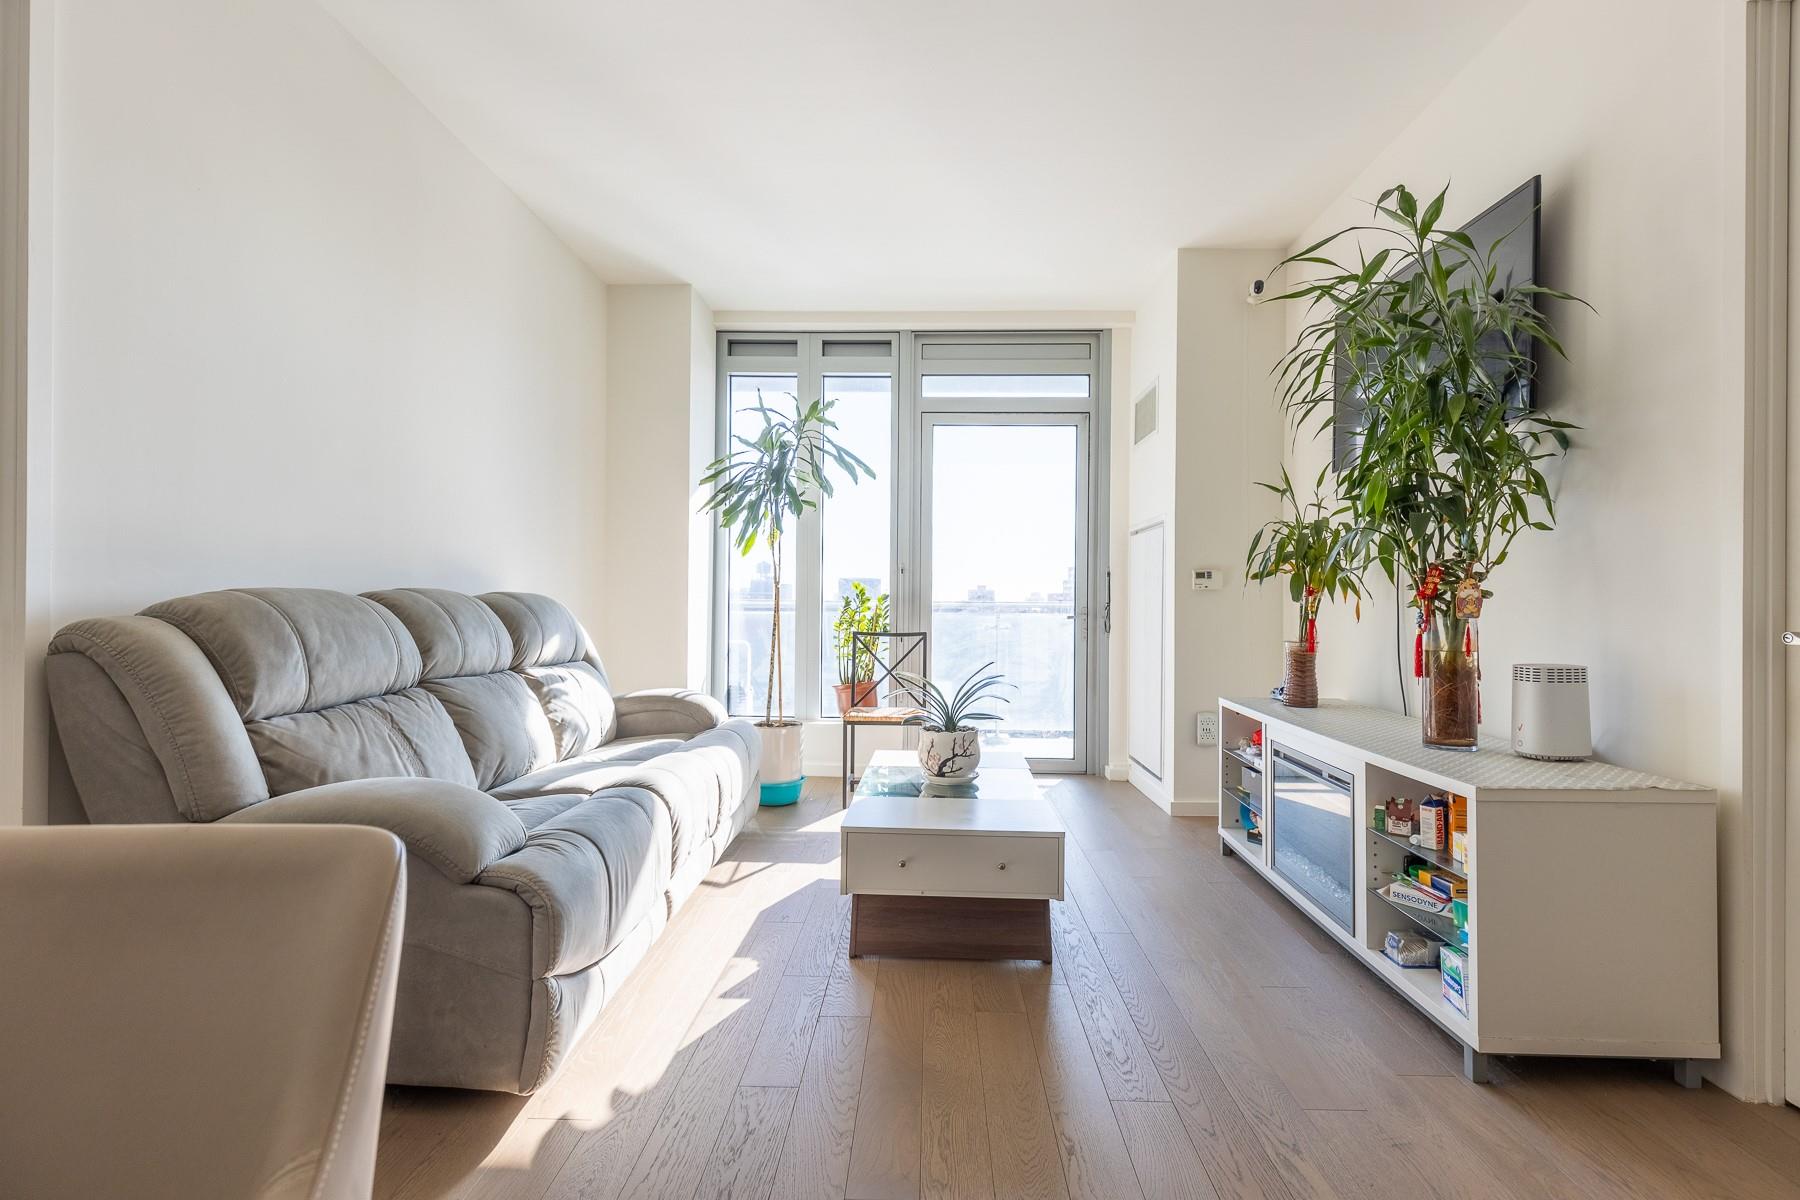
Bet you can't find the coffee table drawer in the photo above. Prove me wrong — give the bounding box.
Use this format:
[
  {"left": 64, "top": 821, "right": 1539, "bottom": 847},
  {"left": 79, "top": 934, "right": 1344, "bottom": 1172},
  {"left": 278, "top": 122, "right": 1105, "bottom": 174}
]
[{"left": 843, "top": 830, "right": 1062, "bottom": 899}]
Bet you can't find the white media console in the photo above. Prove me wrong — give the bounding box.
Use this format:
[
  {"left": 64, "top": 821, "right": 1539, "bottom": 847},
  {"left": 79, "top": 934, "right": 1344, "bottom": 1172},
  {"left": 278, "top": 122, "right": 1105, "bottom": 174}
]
[{"left": 1217, "top": 696, "right": 1719, "bottom": 1085}]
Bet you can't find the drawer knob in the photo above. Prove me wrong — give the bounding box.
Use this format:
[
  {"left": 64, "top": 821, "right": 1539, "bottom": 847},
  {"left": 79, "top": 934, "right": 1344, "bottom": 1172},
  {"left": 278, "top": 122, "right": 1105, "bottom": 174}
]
[
  {"left": 897, "top": 859, "right": 907, "bottom": 868},
  {"left": 997, "top": 862, "right": 1007, "bottom": 870}
]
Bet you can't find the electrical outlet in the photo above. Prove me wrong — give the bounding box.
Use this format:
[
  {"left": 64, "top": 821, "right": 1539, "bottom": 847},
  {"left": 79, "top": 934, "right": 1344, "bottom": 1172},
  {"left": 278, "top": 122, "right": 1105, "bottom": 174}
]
[
  {"left": 1195, "top": 711, "right": 1220, "bottom": 746},
  {"left": 1192, "top": 568, "right": 1222, "bottom": 591}
]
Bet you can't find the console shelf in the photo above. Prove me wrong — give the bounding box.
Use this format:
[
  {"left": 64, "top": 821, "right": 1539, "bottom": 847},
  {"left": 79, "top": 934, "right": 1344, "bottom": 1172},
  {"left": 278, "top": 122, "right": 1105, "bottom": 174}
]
[
  {"left": 1366, "top": 824, "right": 1463, "bottom": 877},
  {"left": 1217, "top": 696, "right": 1719, "bottom": 1086}
]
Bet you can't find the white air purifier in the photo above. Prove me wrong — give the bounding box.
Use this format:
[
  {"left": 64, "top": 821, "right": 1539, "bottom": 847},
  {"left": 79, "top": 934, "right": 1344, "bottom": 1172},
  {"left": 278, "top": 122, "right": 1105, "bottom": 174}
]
[{"left": 1511, "top": 664, "right": 1592, "bottom": 761}]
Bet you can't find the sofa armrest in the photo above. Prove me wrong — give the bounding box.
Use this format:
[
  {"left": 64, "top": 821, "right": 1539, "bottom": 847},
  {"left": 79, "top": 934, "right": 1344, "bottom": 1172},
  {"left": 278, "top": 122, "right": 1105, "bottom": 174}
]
[
  {"left": 612, "top": 689, "right": 729, "bottom": 739},
  {"left": 223, "top": 778, "right": 526, "bottom": 883}
]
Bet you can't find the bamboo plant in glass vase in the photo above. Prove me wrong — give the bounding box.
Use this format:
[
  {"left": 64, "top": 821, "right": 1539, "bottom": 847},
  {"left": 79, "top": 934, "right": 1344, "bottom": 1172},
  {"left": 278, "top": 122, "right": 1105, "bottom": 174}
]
[
  {"left": 1245, "top": 465, "right": 1363, "bottom": 708},
  {"left": 700, "top": 392, "right": 873, "bottom": 803},
  {"left": 1269, "top": 182, "right": 1583, "bottom": 749}
]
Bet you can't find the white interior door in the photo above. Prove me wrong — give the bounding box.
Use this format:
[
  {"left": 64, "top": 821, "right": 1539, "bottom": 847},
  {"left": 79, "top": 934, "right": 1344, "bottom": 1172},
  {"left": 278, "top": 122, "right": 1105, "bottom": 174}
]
[
  {"left": 921, "top": 413, "right": 1089, "bottom": 773},
  {"left": 1128, "top": 521, "right": 1165, "bottom": 779}
]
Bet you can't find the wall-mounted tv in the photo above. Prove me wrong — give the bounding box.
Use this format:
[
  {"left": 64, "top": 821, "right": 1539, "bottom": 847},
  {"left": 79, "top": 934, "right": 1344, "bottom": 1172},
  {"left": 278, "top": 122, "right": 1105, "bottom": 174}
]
[{"left": 1333, "top": 175, "right": 1542, "bottom": 473}]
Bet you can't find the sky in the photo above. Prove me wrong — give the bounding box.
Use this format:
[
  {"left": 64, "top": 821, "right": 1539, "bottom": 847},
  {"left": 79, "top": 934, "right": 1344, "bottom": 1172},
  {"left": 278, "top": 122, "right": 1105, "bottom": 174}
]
[{"left": 730, "top": 375, "right": 1082, "bottom": 604}]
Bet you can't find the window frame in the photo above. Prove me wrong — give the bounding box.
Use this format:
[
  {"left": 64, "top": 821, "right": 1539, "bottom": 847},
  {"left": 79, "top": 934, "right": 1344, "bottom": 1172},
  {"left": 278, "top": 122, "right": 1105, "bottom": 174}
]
[
  {"left": 709, "top": 330, "right": 1111, "bottom": 776},
  {"left": 711, "top": 334, "right": 900, "bottom": 724}
]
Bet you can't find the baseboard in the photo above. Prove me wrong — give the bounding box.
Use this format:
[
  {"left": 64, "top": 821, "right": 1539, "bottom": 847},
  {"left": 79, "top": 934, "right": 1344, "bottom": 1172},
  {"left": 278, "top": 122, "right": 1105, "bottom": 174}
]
[
  {"left": 1170, "top": 798, "right": 1218, "bottom": 818},
  {"left": 1103, "top": 761, "right": 1129, "bottom": 781}
]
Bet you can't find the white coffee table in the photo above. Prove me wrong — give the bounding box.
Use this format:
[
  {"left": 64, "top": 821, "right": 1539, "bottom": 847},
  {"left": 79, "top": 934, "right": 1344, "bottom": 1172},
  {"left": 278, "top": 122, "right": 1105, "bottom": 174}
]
[{"left": 840, "top": 749, "right": 1065, "bottom": 961}]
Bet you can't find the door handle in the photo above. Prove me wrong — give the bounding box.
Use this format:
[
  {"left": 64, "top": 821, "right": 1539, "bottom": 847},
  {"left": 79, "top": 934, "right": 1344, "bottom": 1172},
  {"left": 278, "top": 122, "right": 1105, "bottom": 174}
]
[{"left": 1784, "top": 632, "right": 1800, "bottom": 645}]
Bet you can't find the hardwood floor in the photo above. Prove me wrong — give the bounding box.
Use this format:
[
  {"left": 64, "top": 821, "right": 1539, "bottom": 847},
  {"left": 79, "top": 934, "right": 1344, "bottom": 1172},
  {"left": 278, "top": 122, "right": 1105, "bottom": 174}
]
[{"left": 375, "top": 776, "right": 1800, "bottom": 1200}]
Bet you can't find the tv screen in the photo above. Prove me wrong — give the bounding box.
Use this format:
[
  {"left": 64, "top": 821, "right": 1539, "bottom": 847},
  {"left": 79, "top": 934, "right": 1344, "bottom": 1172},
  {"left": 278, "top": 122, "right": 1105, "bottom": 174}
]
[{"left": 1333, "top": 175, "right": 1542, "bottom": 473}]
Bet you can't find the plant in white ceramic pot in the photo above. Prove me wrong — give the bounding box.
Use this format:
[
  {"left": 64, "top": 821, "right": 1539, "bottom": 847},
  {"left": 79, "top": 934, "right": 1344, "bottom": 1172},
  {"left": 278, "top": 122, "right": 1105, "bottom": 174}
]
[
  {"left": 700, "top": 392, "right": 873, "bottom": 805},
  {"left": 895, "top": 663, "right": 1012, "bottom": 781}
]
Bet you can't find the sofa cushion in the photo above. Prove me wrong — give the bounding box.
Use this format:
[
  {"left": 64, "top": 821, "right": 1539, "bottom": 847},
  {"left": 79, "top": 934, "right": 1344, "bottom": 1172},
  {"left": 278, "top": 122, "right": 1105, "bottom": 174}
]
[
  {"left": 487, "top": 737, "right": 684, "bottom": 802},
  {"left": 424, "top": 673, "right": 559, "bottom": 791},
  {"left": 487, "top": 722, "right": 757, "bottom": 874},
  {"left": 364, "top": 589, "right": 512, "bottom": 679},
  {"left": 47, "top": 615, "right": 271, "bottom": 821},
  {"left": 520, "top": 663, "right": 614, "bottom": 759},
  {"left": 501, "top": 794, "right": 587, "bottom": 832},
  {"left": 480, "top": 592, "right": 601, "bottom": 673},
  {"left": 476, "top": 788, "right": 661, "bottom": 976},
  {"left": 143, "top": 589, "right": 422, "bottom": 721},
  {"left": 247, "top": 688, "right": 478, "bottom": 796}
]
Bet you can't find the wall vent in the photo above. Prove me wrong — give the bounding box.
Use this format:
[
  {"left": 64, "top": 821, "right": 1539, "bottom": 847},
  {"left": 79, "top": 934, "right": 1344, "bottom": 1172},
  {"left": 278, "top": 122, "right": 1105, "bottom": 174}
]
[{"left": 1134, "top": 387, "right": 1158, "bottom": 444}]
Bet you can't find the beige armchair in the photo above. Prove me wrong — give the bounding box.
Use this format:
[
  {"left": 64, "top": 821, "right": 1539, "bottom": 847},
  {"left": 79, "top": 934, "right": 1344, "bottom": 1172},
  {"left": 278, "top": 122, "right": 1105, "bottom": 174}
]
[{"left": 0, "top": 823, "right": 405, "bottom": 1200}]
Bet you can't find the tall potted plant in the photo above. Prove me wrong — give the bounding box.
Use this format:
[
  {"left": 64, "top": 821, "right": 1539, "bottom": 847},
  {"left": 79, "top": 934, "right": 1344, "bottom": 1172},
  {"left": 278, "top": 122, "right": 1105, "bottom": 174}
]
[
  {"left": 701, "top": 393, "right": 873, "bottom": 803},
  {"left": 1245, "top": 464, "right": 1363, "bottom": 708},
  {"left": 831, "top": 582, "right": 889, "bottom": 715},
  {"left": 1269, "top": 183, "right": 1583, "bottom": 749}
]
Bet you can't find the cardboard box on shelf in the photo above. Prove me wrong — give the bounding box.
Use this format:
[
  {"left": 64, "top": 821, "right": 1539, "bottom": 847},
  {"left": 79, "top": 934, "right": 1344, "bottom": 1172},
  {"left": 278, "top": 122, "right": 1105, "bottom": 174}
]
[{"left": 1441, "top": 943, "right": 1470, "bottom": 1017}]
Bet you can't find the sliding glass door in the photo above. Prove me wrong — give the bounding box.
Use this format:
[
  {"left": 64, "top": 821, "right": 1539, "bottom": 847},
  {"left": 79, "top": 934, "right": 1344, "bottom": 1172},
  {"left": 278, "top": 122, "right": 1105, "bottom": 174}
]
[{"left": 921, "top": 412, "right": 1089, "bottom": 773}]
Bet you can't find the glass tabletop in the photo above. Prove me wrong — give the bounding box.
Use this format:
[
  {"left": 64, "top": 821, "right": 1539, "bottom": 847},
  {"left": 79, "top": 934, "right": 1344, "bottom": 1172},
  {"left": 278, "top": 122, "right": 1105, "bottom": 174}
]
[{"left": 854, "top": 757, "right": 1040, "bottom": 802}]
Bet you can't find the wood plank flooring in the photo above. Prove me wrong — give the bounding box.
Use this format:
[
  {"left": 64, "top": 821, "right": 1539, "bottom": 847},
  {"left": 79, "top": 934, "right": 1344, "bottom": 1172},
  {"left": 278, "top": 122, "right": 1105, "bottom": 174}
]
[{"left": 375, "top": 775, "right": 1800, "bottom": 1200}]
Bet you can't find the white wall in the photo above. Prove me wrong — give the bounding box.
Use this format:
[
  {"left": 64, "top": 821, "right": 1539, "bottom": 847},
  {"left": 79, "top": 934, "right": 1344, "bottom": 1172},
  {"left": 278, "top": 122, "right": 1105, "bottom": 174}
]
[
  {"left": 1280, "top": 0, "right": 1756, "bottom": 1095},
  {"left": 602, "top": 283, "right": 714, "bottom": 693},
  {"left": 1169, "top": 250, "right": 1285, "bottom": 811},
  {"left": 1125, "top": 252, "right": 1285, "bottom": 815},
  {"left": 1127, "top": 262, "right": 1177, "bottom": 807},
  {"left": 31, "top": 0, "right": 610, "bottom": 821}
]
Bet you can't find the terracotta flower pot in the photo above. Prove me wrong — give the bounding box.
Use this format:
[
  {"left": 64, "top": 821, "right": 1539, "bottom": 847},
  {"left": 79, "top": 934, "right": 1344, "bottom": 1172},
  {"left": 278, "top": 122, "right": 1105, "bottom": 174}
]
[
  {"left": 832, "top": 681, "right": 878, "bottom": 715},
  {"left": 1282, "top": 641, "right": 1318, "bottom": 708}
]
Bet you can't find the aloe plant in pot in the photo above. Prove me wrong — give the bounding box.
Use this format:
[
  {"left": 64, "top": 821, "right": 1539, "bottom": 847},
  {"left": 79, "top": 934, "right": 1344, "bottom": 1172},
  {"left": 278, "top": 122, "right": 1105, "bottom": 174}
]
[
  {"left": 1245, "top": 464, "right": 1363, "bottom": 708},
  {"left": 1268, "top": 182, "right": 1584, "bottom": 749},
  {"left": 701, "top": 393, "right": 873, "bottom": 803},
  {"left": 895, "top": 663, "right": 1013, "bottom": 781}
]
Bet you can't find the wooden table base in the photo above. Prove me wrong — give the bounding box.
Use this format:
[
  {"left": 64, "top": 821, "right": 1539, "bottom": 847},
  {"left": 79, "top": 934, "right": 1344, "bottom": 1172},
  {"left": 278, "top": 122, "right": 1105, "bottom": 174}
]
[{"left": 848, "top": 894, "right": 1052, "bottom": 962}]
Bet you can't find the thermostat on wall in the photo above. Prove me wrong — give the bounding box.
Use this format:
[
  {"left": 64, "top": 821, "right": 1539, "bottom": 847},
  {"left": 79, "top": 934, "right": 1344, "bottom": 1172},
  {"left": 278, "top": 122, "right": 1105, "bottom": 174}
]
[{"left": 1192, "top": 568, "right": 1222, "bottom": 591}]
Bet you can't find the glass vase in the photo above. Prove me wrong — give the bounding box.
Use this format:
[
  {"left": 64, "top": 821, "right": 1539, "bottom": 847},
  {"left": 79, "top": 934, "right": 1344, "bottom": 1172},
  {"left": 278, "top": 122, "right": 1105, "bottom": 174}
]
[
  {"left": 1420, "top": 614, "right": 1479, "bottom": 750},
  {"left": 1281, "top": 640, "right": 1318, "bottom": 708}
]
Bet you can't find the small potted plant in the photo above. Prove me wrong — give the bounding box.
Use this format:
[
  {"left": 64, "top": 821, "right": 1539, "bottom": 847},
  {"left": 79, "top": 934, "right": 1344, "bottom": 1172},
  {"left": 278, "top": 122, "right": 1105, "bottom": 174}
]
[
  {"left": 831, "top": 582, "right": 889, "bottom": 715},
  {"left": 700, "top": 392, "right": 873, "bottom": 804},
  {"left": 1244, "top": 464, "right": 1363, "bottom": 708},
  {"left": 895, "top": 663, "right": 1012, "bottom": 781}
]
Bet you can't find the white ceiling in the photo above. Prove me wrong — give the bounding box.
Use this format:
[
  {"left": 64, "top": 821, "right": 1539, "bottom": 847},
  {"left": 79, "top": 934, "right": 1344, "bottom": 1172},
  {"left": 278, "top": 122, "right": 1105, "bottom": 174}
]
[{"left": 320, "top": 0, "right": 1526, "bottom": 312}]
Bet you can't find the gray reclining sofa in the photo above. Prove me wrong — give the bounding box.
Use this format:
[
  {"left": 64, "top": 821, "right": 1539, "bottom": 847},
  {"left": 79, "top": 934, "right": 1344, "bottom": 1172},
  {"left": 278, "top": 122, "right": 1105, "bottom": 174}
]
[{"left": 45, "top": 587, "right": 760, "bottom": 1093}]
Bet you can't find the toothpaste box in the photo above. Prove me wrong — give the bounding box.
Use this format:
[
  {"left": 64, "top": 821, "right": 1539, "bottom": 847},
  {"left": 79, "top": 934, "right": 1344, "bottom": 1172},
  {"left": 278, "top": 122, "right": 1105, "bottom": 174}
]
[
  {"left": 1440, "top": 943, "right": 1470, "bottom": 1017},
  {"left": 1382, "top": 879, "right": 1452, "bottom": 914}
]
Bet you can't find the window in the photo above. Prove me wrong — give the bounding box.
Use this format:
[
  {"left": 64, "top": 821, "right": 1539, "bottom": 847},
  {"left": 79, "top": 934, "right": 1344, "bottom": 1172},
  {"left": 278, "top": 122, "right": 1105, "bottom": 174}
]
[
  {"left": 717, "top": 337, "right": 895, "bottom": 720},
  {"left": 711, "top": 331, "right": 1107, "bottom": 775},
  {"left": 722, "top": 374, "right": 799, "bottom": 719},
  {"left": 818, "top": 374, "right": 893, "bottom": 700},
  {"left": 919, "top": 374, "right": 1091, "bottom": 399}
]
